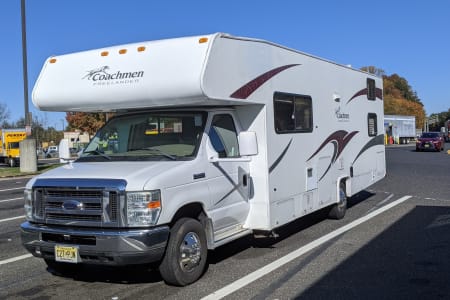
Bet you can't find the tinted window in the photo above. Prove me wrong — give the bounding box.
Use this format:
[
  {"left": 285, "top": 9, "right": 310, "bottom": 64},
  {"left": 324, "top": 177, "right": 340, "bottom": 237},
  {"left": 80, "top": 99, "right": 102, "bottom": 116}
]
[
  {"left": 367, "top": 78, "right": 376, "bottom": 100},
  {"left": 209, "top": 114, "right": 240, "bottom": 158},
  {"left": 368, "top": 113, "right": 377, "bottom": 136},
  {"left": 274, "top": 92, "right": 313, "bottom": 133}
]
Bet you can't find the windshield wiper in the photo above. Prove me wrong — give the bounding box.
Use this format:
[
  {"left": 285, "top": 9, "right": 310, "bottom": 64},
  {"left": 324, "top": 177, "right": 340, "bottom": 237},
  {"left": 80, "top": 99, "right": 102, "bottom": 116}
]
[
  {"left": 82, "top": 150, "right": 112, "bottom": 160},
  {"left": 128, "top": 147, "right": 177, "bottom": 161}
]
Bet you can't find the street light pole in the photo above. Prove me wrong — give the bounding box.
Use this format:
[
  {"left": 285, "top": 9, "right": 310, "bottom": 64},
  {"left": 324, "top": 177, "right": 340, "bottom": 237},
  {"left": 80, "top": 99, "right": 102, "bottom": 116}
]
[
  {"left": 20, "top": 0, "right": 37, "bottom": 172},
  {"left": 21, "top": 0, "right": 30, "bottom": 130}
]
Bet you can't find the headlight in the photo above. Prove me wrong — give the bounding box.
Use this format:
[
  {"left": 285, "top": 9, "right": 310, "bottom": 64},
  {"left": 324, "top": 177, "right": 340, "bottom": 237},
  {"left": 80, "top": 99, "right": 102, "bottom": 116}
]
[
  {"left": 126, "top": 190, "right": 161, "bottom": 226},
  {"left": 24, "top": 189, "right": 33, "bottom": 220}
]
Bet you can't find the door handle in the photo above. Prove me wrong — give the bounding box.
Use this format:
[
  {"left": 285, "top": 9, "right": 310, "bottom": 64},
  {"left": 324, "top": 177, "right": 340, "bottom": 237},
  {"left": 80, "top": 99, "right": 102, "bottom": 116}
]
[{"left": 242, "top": 174, "right": 248, "bottom": 187}]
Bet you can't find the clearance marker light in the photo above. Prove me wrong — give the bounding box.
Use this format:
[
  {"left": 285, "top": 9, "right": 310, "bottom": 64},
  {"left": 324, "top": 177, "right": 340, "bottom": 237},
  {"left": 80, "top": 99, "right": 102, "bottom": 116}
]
[
  {"left": 119, "top": 49, "right": 127, "bottom": 55},
  {"left": 137, "top": 46, "right": 146, "bottom": 52},
  {"left": 199, "top": 37, "right": 208, "bottom": 44},
  {"left": 101, "top": 51, "right": 109, "bottom": 57},
  {"left": 49, "top": 58, "right": 57, "bottom": 64}
]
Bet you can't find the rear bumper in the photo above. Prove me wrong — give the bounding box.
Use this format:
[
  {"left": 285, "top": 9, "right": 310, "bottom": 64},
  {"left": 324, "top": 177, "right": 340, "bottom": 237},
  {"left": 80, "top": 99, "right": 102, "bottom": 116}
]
[
  {"left": 20, "top": 221, "right": 169, "bottom": 265},
  {"left": 416, "top": 142, "right": 440, "bottom": 151}
]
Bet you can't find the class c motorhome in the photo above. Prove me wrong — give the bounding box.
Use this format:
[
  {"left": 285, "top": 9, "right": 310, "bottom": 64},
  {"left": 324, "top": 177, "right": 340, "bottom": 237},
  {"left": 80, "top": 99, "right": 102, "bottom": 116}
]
[{"left": 21, "top": 33, "right": 386, "bottom": 286}]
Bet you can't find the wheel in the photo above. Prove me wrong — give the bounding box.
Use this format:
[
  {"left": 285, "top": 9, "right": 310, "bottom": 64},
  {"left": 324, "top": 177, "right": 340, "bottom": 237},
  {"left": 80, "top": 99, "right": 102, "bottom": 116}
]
[
  {"left": 159, "top": 218, "right": 208, "bottom": 286},
  {"left": 8, "top": 158, "right": 15, "bottom": 168},
  {"left": 328, "top": 182, "right": 347, "bottom": 219}
]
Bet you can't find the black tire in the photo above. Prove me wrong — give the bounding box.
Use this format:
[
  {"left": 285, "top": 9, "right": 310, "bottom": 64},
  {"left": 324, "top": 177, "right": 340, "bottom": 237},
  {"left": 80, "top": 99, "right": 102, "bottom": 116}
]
[
  {"left": 159, "top": 218, "right": 208, "bottom": 286},
  {"left": 328, "top": 182, "right": 347, "bottom": 220}
]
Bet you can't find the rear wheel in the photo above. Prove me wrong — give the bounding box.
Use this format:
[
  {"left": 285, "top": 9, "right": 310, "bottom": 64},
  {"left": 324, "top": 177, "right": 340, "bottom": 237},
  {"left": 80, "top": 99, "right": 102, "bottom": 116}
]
[
  {"left": 328, "top": 182, "right": 347, "bottom": 220},
  {"left": 159, "top": 218, "right": 208, "bottom": 286}
]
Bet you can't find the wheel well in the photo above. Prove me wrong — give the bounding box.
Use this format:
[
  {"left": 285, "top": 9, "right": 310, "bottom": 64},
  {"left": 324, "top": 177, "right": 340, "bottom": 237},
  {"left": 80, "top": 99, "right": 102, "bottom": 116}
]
[
  {"left": 171, "top": 202, "right": 205, "bottom": 225},
  {"left": 170, "top": 203, "right": 214, "bottom": 249}
]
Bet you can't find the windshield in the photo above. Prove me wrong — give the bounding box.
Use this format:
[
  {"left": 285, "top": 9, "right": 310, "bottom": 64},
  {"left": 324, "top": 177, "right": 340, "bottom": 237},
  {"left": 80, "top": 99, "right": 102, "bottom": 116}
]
[
  {"left": 420, "top": 132, "right": 439, "bottom": 139},
  {"left": 78, "top": 111, "right": 207, "bottom": 162}
]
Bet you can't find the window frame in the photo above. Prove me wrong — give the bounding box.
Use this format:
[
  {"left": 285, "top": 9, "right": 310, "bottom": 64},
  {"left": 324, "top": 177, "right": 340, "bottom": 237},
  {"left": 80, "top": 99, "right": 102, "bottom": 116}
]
[
  {"left": 209, "top": 113, "right": 241, "bottom": 158},
  {"left": 274, "top": 92, "right": 313, "bottom": 134},
  {"left": 367, "top": 78, "right": 376, "bottom": 100},
  {"left": 367, "top": 113, "right": 378, "bottom": 137}
]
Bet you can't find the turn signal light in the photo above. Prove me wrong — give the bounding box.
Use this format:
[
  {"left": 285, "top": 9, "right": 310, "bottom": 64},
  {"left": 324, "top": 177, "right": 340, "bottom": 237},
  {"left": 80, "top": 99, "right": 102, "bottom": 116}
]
[
  {"left": 49, "top": 58, "right": 57, "bottom": 64},
  {"left": 199, "top": 37, "right": 208, "bottom": 44}
]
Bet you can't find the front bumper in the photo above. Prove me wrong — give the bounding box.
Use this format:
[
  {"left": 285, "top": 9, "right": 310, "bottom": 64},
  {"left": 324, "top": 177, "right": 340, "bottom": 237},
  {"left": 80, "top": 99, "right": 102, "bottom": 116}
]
[{"left": 20, "top": 221, "right": 169, "bottom": 265}]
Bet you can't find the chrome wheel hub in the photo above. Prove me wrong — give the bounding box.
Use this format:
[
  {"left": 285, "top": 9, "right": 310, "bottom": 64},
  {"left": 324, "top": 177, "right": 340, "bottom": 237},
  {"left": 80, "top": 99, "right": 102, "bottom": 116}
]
[{"left": 179, "top": 231, "right": 202, "bottom": 272}]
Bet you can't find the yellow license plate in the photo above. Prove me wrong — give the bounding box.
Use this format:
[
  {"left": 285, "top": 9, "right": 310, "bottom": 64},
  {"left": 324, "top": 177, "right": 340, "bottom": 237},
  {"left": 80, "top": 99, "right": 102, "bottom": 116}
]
[{"left": 55, "top": 245, "right": 80, "bottom": 263}]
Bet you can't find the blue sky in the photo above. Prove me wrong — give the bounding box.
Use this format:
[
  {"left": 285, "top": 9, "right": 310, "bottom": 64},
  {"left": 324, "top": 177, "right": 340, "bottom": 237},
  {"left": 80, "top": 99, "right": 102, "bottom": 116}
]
[{"left": 1, "top": 0, "right": 449, "bottom": 128}]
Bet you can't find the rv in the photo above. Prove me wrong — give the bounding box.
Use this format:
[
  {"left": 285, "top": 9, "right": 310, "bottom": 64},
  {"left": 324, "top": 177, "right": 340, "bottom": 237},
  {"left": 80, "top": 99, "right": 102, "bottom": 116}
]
[{"left": 21, "top": 33, "right": 385, "bottom": 286}]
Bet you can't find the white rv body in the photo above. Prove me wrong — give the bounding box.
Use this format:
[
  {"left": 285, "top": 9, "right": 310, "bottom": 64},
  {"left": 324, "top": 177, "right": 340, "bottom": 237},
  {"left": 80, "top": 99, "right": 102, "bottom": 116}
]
[{"left": 23, "top": 33, "right": 385, "bottom": 285}]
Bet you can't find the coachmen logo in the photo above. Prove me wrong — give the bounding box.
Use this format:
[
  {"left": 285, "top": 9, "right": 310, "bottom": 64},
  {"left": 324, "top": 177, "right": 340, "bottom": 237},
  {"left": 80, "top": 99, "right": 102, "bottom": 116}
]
[
  {"left": 83, "top": 65, "right": 144, "bottom": 86},
  {"left": 335, "top": 106, "right": 350, "bottom": 122},
  {"left": 62, "top": 200, "right": 84, "bottom": 211}
]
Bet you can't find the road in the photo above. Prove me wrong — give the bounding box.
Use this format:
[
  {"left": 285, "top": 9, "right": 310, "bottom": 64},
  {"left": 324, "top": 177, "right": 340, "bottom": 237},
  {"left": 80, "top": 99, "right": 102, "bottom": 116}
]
[{"left": 0, "top": 144, "right": 449, "bottom": 299}]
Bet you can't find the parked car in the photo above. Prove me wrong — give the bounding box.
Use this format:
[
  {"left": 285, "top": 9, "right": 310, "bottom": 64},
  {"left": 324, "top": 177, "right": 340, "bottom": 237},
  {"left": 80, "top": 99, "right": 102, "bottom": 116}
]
[
  {"left": 45, "top": 149, "right": 59, "bottom": 158},
  {"left": 416, "top": 132, "right": 444, "bottom": 152}
]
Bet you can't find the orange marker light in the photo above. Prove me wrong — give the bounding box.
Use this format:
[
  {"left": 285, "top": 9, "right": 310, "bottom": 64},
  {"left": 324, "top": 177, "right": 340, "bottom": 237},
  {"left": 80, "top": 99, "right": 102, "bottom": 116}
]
[
  {"left": 199, "top": 37, "right": 208, "bottom": 44},
  {"left": 119, "top": 49, "right": 127, "bottom": 55},
  {"left": 137, "top": 46, "right": 146, "bottom": 52},
  {"left": 49, "top": 58, "right": 57, "bottom": 64},
  {"left": 147, "top": 200, "right": 161, "bottom": 209},
  {"left": 101, "top": 51, "right": 109, "bottom": 57}
]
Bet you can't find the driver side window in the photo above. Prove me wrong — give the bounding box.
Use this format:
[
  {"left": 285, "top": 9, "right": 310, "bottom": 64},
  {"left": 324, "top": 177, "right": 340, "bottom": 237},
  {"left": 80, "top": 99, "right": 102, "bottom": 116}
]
[{"left": 209, "top": 114, "right": 240, "bottom": 158}]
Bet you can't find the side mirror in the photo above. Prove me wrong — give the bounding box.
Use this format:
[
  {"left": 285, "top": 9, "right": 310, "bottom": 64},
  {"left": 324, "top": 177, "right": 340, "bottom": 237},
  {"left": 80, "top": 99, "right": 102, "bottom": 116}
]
[{"left": 239, "top": 131, "right": 258, "bottom": 156}]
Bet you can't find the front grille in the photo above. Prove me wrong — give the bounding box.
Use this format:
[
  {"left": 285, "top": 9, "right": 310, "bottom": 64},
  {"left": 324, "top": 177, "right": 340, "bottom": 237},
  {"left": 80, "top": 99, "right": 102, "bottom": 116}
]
[{"left": 32, "top": 179, "right": 125, "bottom": 227}]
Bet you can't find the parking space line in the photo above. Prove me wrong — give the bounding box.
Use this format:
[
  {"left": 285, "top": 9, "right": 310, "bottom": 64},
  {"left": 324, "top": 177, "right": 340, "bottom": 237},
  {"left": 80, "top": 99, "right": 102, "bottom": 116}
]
[
  {"left": 202, "top": 195, "right": 412, "bottom": 300},
  {"left": 0, "top": 254, "right": 33, "bottom": 266},
  {"left": 0, "top": 215, "right": 25, "bottom": 223},
  {"left": 0, "top": 197, "right": 23, "bottom": 203},
  {"left": 0, "top": 187, "right": 25, "bottom": 192}
]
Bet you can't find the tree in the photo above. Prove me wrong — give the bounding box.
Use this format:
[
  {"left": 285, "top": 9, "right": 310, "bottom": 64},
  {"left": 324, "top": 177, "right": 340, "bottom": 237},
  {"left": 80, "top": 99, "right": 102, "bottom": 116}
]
[
  {"left": 362, "top": 67, "right": 426, "bottom": 129},
  {"left": 66, "top": 112, "right": 113, "bottom": 135},
  {"left": 0, "top": 102, "right": 10, "bottom": 127}
]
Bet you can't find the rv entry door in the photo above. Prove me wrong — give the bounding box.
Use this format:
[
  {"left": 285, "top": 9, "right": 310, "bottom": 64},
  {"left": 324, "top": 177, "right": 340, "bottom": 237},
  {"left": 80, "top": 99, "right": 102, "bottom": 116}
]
[{"left": 207, "top": 113, "right": 250, "bottom": 236}]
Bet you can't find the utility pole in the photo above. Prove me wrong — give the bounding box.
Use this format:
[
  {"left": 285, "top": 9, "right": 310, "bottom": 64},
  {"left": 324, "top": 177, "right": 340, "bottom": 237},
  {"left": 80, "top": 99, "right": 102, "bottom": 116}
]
[{"left": 20, "top": 0, "right": 37, "bottom": 172}]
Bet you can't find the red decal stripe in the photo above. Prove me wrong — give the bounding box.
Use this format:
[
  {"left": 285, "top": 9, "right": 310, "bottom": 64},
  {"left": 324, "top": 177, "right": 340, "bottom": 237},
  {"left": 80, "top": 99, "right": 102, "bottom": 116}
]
[{"left": 230, "top": 64, "right": 300, "bottom": 99}]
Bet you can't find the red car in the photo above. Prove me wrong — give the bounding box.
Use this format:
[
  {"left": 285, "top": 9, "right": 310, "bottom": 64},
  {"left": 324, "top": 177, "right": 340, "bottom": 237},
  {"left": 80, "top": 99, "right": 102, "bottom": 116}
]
[{"left": 416, "top": 132, "right": 444, "bottom": 152}]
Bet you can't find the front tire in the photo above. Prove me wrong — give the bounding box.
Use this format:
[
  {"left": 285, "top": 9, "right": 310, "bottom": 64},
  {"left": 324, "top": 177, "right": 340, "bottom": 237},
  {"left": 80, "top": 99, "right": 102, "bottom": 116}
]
[
  {"left": 159, "top": 218, "right": 208, "bottom": 286},
  {"left": 328, "top": 182, "right": 347, "bottom": 220}
]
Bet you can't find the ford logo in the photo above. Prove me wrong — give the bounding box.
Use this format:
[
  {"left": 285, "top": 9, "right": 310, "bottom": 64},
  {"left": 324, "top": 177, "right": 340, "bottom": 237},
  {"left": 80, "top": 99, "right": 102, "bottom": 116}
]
[{"left": 62, "top": 200, "right": 84, "bottom": 210}]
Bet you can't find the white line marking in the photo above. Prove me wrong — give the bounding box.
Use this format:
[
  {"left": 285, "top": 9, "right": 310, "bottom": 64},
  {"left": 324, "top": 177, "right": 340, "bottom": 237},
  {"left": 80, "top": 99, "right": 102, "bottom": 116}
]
[
  {"left": 0, "top": 187, "right": 25, "bottom": 192},
  {"left": 366, "top": 193, "right": 394, "bottom": 214},
  {"left": 0, "top": 254, "right": 33, "bottom": 266},
  {"left": 0, "top": 197, "right": 23, "bottom": 203},
  {"left": 0, "top": 215, "right": 25, "bottom": 223},
  {"left": 202, "top": 195, "right": 412, "bottom": 300}
]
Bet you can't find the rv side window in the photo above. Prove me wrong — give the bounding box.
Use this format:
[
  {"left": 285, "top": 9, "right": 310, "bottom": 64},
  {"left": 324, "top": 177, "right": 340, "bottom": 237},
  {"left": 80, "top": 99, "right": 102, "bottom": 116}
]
[
  {"left": 274, "top": 92, "right": 313, "bottom": 134},
  {"left": 367, "top": 78, "right": 376, "bottom": 100},
  {"left": 209, "top": 114, "right": 240, "bottom": 158},
  {"left": 368, "top": 113, "right": 377, "bottom": 136}
]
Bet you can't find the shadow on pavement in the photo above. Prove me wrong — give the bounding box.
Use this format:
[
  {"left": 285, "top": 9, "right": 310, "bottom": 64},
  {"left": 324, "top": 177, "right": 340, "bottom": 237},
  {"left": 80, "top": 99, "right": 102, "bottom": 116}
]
[{"left": 296, "top": 205, "right": 450, "bottom": 299}]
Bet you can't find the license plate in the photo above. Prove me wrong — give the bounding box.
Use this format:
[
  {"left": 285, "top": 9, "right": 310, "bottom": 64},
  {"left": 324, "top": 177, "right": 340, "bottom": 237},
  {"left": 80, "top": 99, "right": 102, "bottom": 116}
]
[
  {"left": 425, "top": 144, "right": 430, "bottom": 148},
  {"left": 55, "top": 245, "right": 80, "bottom": 263}
]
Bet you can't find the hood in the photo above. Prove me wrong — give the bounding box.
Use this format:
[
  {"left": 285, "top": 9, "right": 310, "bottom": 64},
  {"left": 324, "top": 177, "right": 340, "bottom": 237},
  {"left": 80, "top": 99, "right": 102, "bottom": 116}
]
[{"left": 27, "top": 161, "right": 189, "bottom": 191}]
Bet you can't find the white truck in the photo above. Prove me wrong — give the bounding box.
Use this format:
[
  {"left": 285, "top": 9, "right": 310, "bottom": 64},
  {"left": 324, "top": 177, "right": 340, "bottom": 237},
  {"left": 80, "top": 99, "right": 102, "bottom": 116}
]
[
  {"left": 384, "top": 115, "right": 416, "bottom": 144},
  {"left": 21, "top": 33, "right": 385, "bottom": 286}
]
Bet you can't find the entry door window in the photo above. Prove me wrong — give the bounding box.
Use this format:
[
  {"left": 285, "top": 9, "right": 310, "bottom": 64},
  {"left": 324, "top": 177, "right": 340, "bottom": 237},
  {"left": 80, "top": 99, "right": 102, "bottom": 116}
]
[{"left": 209, "top": 114, "right": 240, "bottom": 158}]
